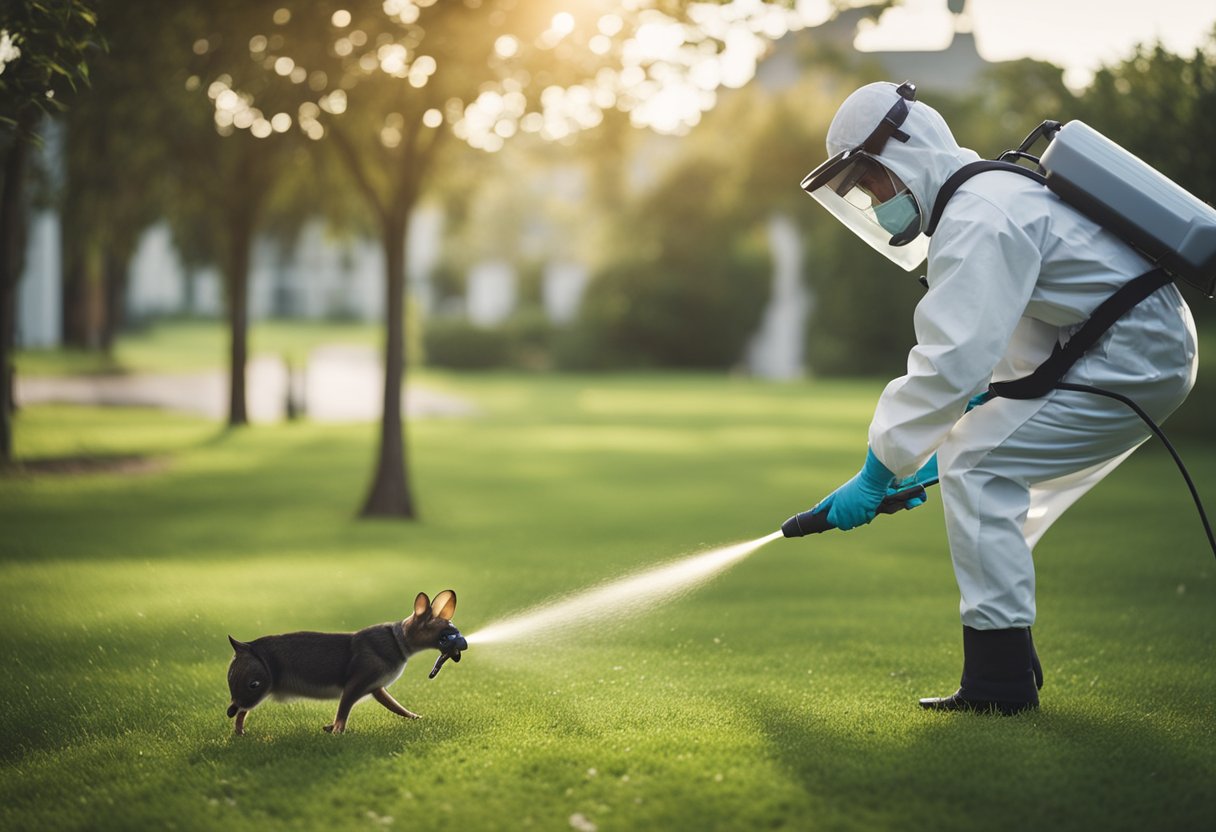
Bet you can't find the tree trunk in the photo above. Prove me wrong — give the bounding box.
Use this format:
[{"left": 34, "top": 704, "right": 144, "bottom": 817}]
[
  {"left": 226, "top": 214, "right": 251, "bottom": 427},
  {"left": 360, "top": 210, "right": 416, "bottom": 518},
  {"left": 61, "top": 226, "right": 89, "bottom": 348},
  {"left": 0, "top": 111, "right": 38, "bottom": 463},
  {"left": 61, "top": 262, "right": 88, "bottom": 348},
  {"left": 220, "top": 139, "right": 277, "bottom": 429},
  {"left": 100, "top": 250, "right": 128, "bottom": 355}
]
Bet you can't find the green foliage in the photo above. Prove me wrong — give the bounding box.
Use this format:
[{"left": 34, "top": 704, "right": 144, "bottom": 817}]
[
  {"left": 2, "top": 382, "right": 1214, "bottom": 830},
  {"left": 935, "top": 59, "right": 1076, "bottom": 160},
  {"left": 423, "top": 318, "right": 514, "bottom": 370},
  {"left": 803, "top": 233, "right": 923, "bottom": 376},
  {"left": 576, "top": 157, "right": 772, "bottom": 369},
  {"left": 1078, "top": 30, "right": 1216, "bottom": 205},
  {"left": 424, "top": 309, "right": 557, "bottom": 371},
  {"left": 579, "top": 250, "right": 770, "bottom": 370},
  {"left": 502, "top": 307, "right": 557, "bottom": 370},
  {"left": 0, "top": 0, "right": 100, "bottom": 132},
  {"left": 52, "top": 0, "right": 209, "bottom": 347}
]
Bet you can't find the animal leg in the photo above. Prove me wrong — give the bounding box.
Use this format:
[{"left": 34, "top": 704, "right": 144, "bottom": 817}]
[
  {"left": 234, "top": 710, "right": 247, "bottom": 736},
  {"left": 373, "top": 687, "right": 421, "bottom": 720},
  {"left": 324, "top": 686, "right": 364, "bottom": 734}
]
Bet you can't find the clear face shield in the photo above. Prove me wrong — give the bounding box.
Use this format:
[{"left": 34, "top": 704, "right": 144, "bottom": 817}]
[
  {"left": 800, "top": 150, "right": 929, "bottom": 271},
  {"left": 800, "top": 82, "right": 930, "bottom": 272}
]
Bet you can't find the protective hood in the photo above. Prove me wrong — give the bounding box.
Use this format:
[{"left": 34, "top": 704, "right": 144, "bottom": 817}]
[{"left": 821, "top": 82, "right": 980, "bottom": 267}]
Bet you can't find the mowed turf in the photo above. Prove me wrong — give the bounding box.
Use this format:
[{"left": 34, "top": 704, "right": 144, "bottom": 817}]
[{"left": 1, "top": 374, "right": 1213, "bottom": 832}]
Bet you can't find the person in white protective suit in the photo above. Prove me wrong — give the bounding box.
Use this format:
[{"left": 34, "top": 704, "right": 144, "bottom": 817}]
[{"left": 799, "top": 81, "right": 1198, "bottom": 714}]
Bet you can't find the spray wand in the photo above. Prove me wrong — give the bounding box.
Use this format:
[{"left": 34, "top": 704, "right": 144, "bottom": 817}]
[{"left": 781, "top": 480, "right": 939, "bottom": 537}]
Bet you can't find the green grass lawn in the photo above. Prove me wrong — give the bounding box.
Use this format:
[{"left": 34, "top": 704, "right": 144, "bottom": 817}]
[{"left": 1, "top": 374, "right": 1214, "bottom": 831}]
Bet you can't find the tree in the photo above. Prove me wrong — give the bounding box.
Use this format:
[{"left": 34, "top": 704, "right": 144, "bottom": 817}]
[
  {"left": 199, "top": 0, "right": 830, "bottom": 516},
  {"left": 0, "top": 0, "right": 100, "bottom": 462},
  {"left": 57, "top": 0, "right": 190, "bottom": 353},
  {"left": 187, "top": 1, "right": 313, "bottom": 427}
]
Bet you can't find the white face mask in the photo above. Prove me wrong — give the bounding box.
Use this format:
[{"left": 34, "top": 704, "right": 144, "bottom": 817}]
[{"left": 873, "top": 191, "right": 920, "bottom": 237}]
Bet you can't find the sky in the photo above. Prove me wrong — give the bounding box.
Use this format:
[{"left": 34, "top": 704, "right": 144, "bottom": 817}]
[{"left": 852, "top": 0, "right": 1216, "bottom": 89}]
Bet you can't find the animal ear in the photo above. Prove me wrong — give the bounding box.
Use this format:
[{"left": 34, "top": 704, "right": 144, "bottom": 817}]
[
  {"left": 431, "top": 590, "right": 457, "bottom": 620},
  {"left": 228, "top": 635, "right": 251, "bottom": 653},
  {"left": 413, "top": 592, "right": 432, "bottom": 618}
]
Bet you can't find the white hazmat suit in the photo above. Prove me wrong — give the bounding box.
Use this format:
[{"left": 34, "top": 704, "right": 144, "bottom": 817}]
[{"left": 824, "top": 83, "right": 1199, "bottom": 632}]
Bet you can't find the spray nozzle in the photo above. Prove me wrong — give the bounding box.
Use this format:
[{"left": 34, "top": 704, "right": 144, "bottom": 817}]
[
  {"left": 781, "top": 484, "right": 928, "bottom": 537},
  {"left": 429, "top": 630, "right": 468, "bottom": 679}
]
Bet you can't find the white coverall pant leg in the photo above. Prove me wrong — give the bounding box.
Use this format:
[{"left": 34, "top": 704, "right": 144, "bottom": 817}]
[{"left": 938, "top": 382, "right": 1191, "bottom": 630}]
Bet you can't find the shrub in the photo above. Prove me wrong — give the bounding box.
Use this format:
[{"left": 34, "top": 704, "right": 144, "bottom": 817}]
[
  {"left": 422, "top": 309, "right": 557, "bottom": 371},
  {"left": 578, "top": 240, "right": 771, "bottom": 369},
  {"left": 422, "top": 319, "right": 513, "bottom": 370}
]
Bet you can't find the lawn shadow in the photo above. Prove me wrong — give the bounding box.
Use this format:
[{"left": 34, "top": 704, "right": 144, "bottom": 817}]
[
  {"left": 182, "top": 704, "right": 481, "bottom": 824},
  {"left": 751, "top": 696, "right": 1214, "bottom": 832},
  {"left": 0, "top": 426, "right": 372, "bottom": 564},
  {"left": 2, "top": 420, "right": 231, "bottom": 480},
  {"left": 0, "top": 699, "right": 480, "bottom": 830},
  {"left": 1, "top": 454, "right": 170, "bottom": 477}
]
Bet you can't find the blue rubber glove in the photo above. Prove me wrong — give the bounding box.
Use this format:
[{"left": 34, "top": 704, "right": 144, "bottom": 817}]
[
  {"left": 890, "top": 455, "right": 937, "bottom": 509},
  {"left": 813, "top": 449, "right": 896, "bottom": 531}
]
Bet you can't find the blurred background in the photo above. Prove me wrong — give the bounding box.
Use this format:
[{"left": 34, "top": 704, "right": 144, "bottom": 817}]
[
  {"left": 4, "top": 9, "right": 1216, "bottom": 826},
  {"left": 3, "top": 0, "right": 1215, "bottom": 511}
]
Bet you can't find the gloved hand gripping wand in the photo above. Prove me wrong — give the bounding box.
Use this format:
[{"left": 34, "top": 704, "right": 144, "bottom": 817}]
[{"left": 780, "top": 480, "right": 939, "bottom": 537}]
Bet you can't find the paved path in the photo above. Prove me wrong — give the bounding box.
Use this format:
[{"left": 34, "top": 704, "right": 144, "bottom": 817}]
[{"left": 16, "top": 345, "right": 476, "bottom": 424}]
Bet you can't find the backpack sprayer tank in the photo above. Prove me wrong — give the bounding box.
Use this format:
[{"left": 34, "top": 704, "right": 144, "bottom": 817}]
[{"left": 1038, "top": 121, "right": 1216, "bottom": 297}]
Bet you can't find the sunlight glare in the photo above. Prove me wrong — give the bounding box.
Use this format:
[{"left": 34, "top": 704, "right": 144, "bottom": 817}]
[
  {"left": 320, "top": 89, "right": 347, "bottom": 115},
  {"left": 495, "top": 34, "right": 519, "bottom": 59},
  {"left": 422, "top": 108, "right": 443, "bottom": 128},
  {"left": 551, "top": 12, "right": 575, "bottom": 38},
  {"left": 383, "top": 0, "right": 420, "bottom": 26},
  {"left": 597, "top": 14, "right": 623, "bottom": 36},
  {"left": 380, "top": 126, "right": 402, "bottom": 147},
  {"left": 379, "top": 43, "right": 408, "bottom": 75},
  {"left": 453, "top": 0, "right": 856, "bottom": 149}
]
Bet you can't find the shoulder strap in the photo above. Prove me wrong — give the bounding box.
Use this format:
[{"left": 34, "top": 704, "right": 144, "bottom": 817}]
[
  {"left": 925, "top": 162, "right": 1174, "bottom": 400},
  {"left": 925, "top": 161, "right": 1047, "bottom": 237},
  {"left": 989, "top": 268, "right": 1172, "bottom": 400}
]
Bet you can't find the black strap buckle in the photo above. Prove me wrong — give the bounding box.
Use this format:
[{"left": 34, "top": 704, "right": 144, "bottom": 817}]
[{"left": 861, "top": 81, "right": 917, "bottom": 155}]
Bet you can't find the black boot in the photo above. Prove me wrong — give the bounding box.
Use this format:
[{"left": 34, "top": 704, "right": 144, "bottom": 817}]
[
  {"left": 1028, "top": 627, "right": 1044, "bottom": 691},
  {"left": 920, "top": 626, "right": 1041, "bottom": 715}
]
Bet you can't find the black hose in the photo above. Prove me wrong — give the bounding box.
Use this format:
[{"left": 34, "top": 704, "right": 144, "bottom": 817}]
[{"left": 1055, "top": 382, "right": 1216, "bottom": 561}]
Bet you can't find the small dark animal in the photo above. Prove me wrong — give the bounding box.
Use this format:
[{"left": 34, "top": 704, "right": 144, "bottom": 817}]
[{"left": 225, "top": 590, "right": 467, "bottom": 735}]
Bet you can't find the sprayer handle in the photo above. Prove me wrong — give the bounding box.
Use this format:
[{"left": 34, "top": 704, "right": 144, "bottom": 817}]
[
  {"left": 781, "top": 485, "right": 928, "bottom": 537},
  {"left": 879, "top": 485, "right": 928, "bottom": 515}
]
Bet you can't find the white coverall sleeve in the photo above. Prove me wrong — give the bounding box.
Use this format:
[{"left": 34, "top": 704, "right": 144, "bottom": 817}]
[{"left": 868, "top": 192, "right": 1043, "bottom": 478}]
